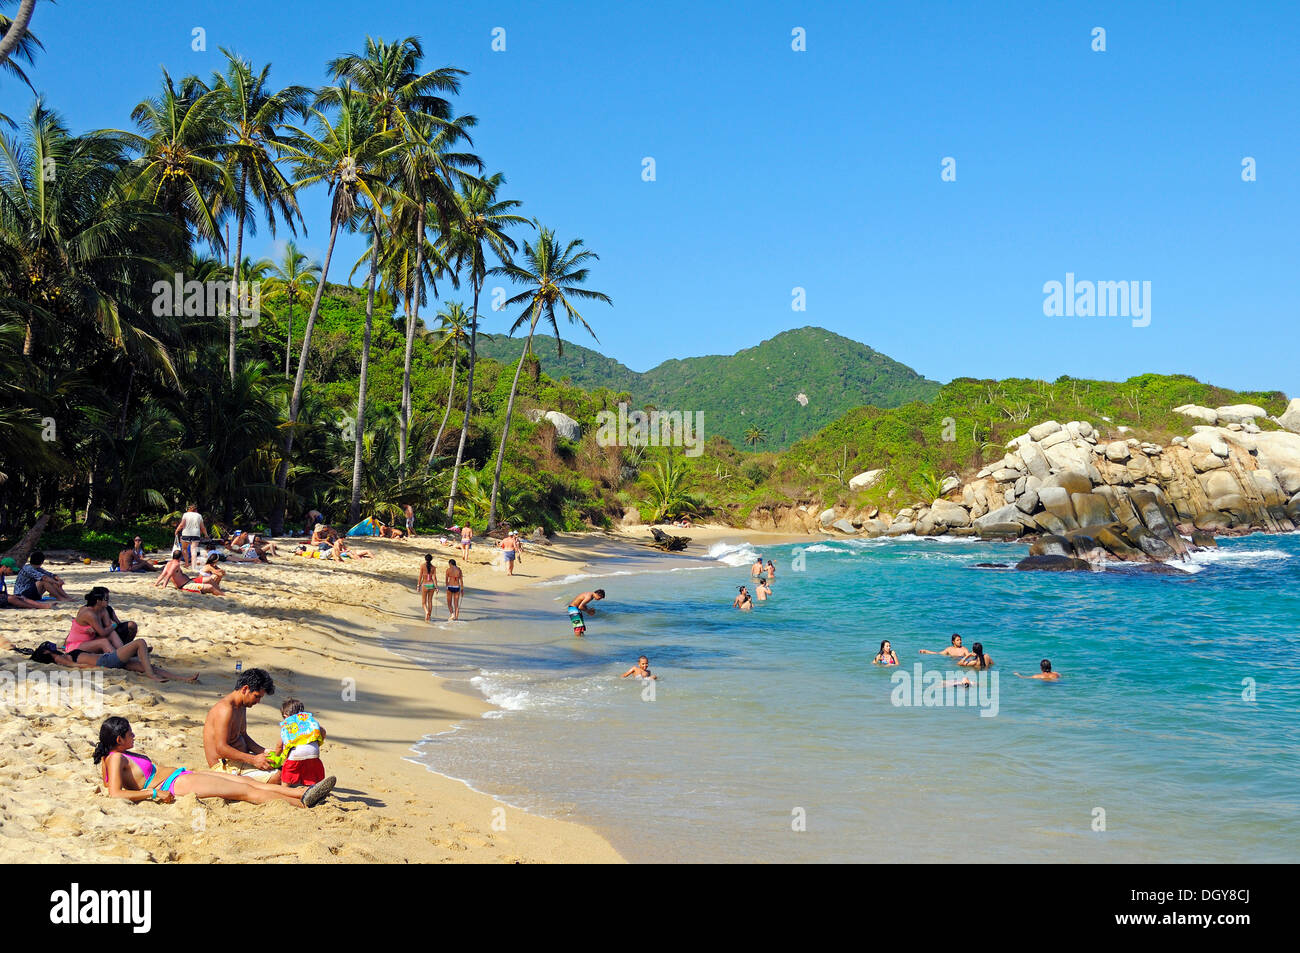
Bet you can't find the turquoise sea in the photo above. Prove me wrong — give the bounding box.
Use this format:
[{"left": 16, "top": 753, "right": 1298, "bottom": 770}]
[{"left": 397, "top": 533, "right": 1300, "bottom": 863}]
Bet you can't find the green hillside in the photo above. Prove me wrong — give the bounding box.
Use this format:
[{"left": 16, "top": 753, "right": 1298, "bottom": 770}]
[{"left": 475, "top": 326, "right": 941, "bottom": 450}]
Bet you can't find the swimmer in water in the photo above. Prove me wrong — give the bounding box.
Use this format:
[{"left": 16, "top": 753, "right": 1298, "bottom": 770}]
[
  {"left": 873, "top": 640, "right": 899, "bottom": 665},
  {"left": 756, "top": 578, "right": 772, "bottom": 601},
  {"left": 1016, "top": 659, "right": 1062, "bottom": 681},
  {"left": 621, "top": 655, "right": 658, "bottom": 680},
  {"left": 919, "top": 633, "right": 972, "bottom": 658},
  {"left": 733, "top": 586, "right": 752, "bottom": 610},
  {"left": 956, "top": 641, "right": 993, "bottom": 669}
]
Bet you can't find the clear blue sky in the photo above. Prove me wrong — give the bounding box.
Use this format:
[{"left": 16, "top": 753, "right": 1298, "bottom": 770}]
[{"left": 9, "top": 0, "right": 1298, "bottom": 395}]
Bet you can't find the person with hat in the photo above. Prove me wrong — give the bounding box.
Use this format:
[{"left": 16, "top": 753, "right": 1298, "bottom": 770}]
[
  {"left": 0, "top": 557, "right": 59, "bottom": 609},
  {"left": 499, "top": 531, "right": 523, "bottom": 576}
]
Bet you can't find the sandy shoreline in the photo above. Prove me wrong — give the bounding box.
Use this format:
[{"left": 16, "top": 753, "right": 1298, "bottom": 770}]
[{"left": 0, "top": 522, "right": 797, "bottom": 863}]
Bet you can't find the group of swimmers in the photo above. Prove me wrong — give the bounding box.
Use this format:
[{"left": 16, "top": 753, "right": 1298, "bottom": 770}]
[
  {"left": 875, "top": 632, "right": 1062, "bottom": 680},
  {"left": 733, "top": 555, "right": 777, "bottom": 609}
]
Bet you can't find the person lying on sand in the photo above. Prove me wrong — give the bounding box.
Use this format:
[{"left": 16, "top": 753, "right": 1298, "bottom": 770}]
[
  {"left": 31, "top": 639, "right": 198, "bottom": 682},
  {"left": 621, "top": 655, "right": 658, "bottom": 680},
  {"left": 1016, "top": 659, "right": 1062, "bottom": 681},
  {"left": 733, "top": 586, "right": 752, "bottom": 610},
  {"left": 377, "top": 522, "right": 405, "bottom": 539},
  {"left": 0, "top": 558, "right": 59, "bottom": 609},
  {"left": 96, "top": 717, "right": 334, "bottom": 808},
  {"left": 328, "top": 539, "right": 372, "bottom": 560},
  {"left": 956, "top": 641, "right": 993, "bottom": 669},
  {"left": 153, "top": 550, "right": 191, "bottom": 589},
  {"left": 874, "top": 640, "right": 899, "bottom": 665},
  {"left": 204, "top": 669, "right": 281, "bottom": 783},
  {"left": 919, "top": 633, "right": 972, "bottom": 658}
]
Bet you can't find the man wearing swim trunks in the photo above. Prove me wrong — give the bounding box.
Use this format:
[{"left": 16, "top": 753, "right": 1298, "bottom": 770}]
[
  {"left": 919, "top": 633, "right": 972, "bottom": 658},
  {"left": 500, "top": 532, "right": 522, "bottom": 575},
  {"left": 567, "top": 590, "right": 605, "bottom": 637},
  {"left": 204, "top": 668, "right": 280, "bottom": 783}
]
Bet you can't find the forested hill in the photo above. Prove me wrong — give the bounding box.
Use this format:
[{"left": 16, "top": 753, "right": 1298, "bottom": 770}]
[{"left": 475, "top": 326, "right": 941, "bottom": 450}]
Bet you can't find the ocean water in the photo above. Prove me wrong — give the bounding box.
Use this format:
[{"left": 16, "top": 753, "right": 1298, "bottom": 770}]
[{"left": 400, "top": 534, "right": 1300, "bottom": 863}]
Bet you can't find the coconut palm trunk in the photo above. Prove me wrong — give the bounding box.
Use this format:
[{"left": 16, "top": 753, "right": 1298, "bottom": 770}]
[
  {"left": 283, "top": 295, "right": 294, "bottom": 378},
  {"left": 431, "top": 336, "right": 459, "bottom": 454},
  {"left": 271, "top": 220, "right": 339, "bottom": 535},
  {"left": 230, "top": 203, "right": 245, "bottom": 382},
  {"left": 443, "top": 280, "right": 480, "bottom": 521},
  {"left": 0, "top": 0, "right": 36, "bottom": 69},
  {"left": 349, "top": 215, "right": 382, "bottom": 523},
  {"left": 487, "top": 303, "right": 539, "bottom": 529},
  {"left": 399, "top": 203, "right": 425, "bottom": 475}
]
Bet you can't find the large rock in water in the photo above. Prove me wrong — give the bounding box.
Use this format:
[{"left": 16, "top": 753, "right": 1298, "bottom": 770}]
[
  {"left": 544, "top": 411, "right": 581, "bottom": 440},
  {"left": 1037, "top": 486, "right": 1078, "bottom": 529},
  {"left": 1029, "top": 535, "right": 1073, "bottom": 557},
  {"left": 1096, "top": 526, "right": 1145, "bottom": 561},
  {"left": 1015, "top": 555, "right": 1093, "bottom": 572}
]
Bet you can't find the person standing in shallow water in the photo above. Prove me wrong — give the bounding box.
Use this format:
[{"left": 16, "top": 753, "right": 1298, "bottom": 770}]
[{"left": 444, "top": 559, "right": 464, "bottom": 621}]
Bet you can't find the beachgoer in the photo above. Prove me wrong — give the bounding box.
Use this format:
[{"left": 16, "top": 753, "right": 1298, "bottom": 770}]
[
  {"left": 12, "top": 551, "right": 71, "bottom": 602},
  {"left": 153, "top": 549, "right": 192, "bottom": 590},
  {"left": 304, "top": 509, "right": 325, "bottom": 535},
  {"left": 417, "top": 554, "right": 439, "bottom": 622},
  {"left": 957, "top": 641, "right": 993, "bottom": 669},
  {"left": 204, "top": 668, "right": 281, "bottom": 783},
  {"left": 766, "top": 560, "right": 776, "bottom": 584},
  {"left": 460, "top": 525, "right": 473, "bottom": 558},
  {"left": 1016, "top": 659, "right": 1062, "bottom": 681},
  {"left": 92, "top": 587, "right": 138, "bottom": 644},
  {"left": 329, "top": 538, "right": 372, "bottom": 560},
  {"left": 182, "top": 553, "right": 226, "bottom": 595},
  {"left": 919, "top": 634, "right": 972, "bottom": 658},
  {"left": 756, "top": 579, "right": 772, "bottom": 601},
  {"left": 567, "top": 589, "right": 604, "bottom": 637},
  {"left": 32, "top": 639, "right": 197, "bottom": 682},
  {"left": 500, "top": 532, "right": 522, "bottom": 575},
  {"left": 444, "top": 559, "right": 464, "bottom": 621},
  {"left": 621, "top": 655, "right": 658, "bottom": 680},
  {"left": 751, "top": 557, "right": 764, "bottom": 580},
  {"left": 65, "top": 590, "right": 125, "bottom": 655},
  {"left": 0, "top": 557, "right": 58, "bottom": 609},
  {"left": 874, "top": 640, "right": 899, "bottom": 665},
  {"left": 403, "top": 504, "right": 415, "bottom": 537},
  {"left": 176, "top": 505, "right": 206, "bottom": 565},
  {"left": 117, "top": 540, "right": 151, "bottom": 573},
  {"left": 733, "top": 585, "right": 752, "bottom": 610},
  {"left": 270, "top": 699, "right": 327, "bottom": 788},
  {"left": 96, "top": 717, "right": 333, "bottom": 807}
]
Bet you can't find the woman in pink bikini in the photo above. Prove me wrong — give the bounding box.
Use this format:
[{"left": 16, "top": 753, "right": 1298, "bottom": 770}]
[
  {"left": 66, "top": 591, "right": 125, "bottom": 654},
  {"left": 94, "top": 717, "right": 335, "bottom": 807}
]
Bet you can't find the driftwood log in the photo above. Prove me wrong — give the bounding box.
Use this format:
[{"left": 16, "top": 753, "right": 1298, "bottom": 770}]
[{"left": 649, "top": 526, "right": 690, "bottom": 551}]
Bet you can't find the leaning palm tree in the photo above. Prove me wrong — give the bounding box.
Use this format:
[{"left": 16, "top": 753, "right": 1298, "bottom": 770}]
[
  {"left": 210, "top": 49, "right": 309, "bottom": 381},
  {"left": 0, "top": 1, "right": 41, "bottom": 127},
  {"left": 426, "top": 301, "right": 491, "bottom": 459},
  {"left": 345, "top": 202, "right": 388, "bottom": 524},
  {"left": 487, "top": 225, "right": 611, "bottom": 529},
  {"left": 270, "top": 82, "right": 397, "bottom": 534},
  {"left": 440, "top": 173, "right": 528, "bottom": 520},
  {"left": 261, "top": 241, "right": 320, "bottom": 378}
]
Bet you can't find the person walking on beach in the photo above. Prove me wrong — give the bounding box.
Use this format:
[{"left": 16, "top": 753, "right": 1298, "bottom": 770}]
[
  {"left": 500, "top": 532, "right": 523, "bottom": 576},
  {"left": 417, "top": 554, "right": 439, "bottom": 622},
  {"left": 444, "top": 559, "right": 464, "bottom": 620},
  {"left": 404, "top": 503, "right": 416, "bottom": 537},
  {"left": 204, "top": 668, "right": 281, "bottom": 783},
  {"left": 1016, "top": 659, "right": 1062, "bottom": 681},
  {"left": 460, "top": 525, "right": 473, "bottom": 558},
  {"left": 175, "top": 504, "right": 206, "bottom": 566},
  {"left": 919, "top": 634, "right": 972, "bottom": 658},
  {"left": 567, "top": 589, "right": 605, "bottom": 637},
  {"left": 621, "top": 655, "right": 658, "bottom": 680}
]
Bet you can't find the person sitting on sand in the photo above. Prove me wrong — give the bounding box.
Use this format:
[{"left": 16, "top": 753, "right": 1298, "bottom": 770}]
[
  {"left": 204, "top": 668, "right": 281, "bottom": 783},
  {"left": 87, "top": 586, "right": 138, "bottom": 645},
  {"left": 1016, "top": 659, "right": 1062, "bottom": 681},
  {"left": 874, "top": 640, "right": 899, "bottom": 665},
  {"left": 621, "top": 655, "right": 658, "bottom": 680},
  {"left": 310, "top": 523, "right": 337, "bottom": 546},
  {"left": 153, "top": 550, "right": 192, "bottom": 589},
  {"left": 66, "top": 590, "right": 126, "bottom": 655},
  {"left": 444, "top": 559, "right": 464, "bottom": 621},
  {"left": 919, "top": 633, "right": 972, "bottom": 658},
  {"left": 183, "top": 553, "right": 226, "bottom": 595},
  {"left": 733, "top": 586, "right": 752, "bottom": 610},
  {"left": 269, "top": 698, "right": 328, "bottom": 788},
  {"left": 12, "top": 551, "right": 71, "bottom": 602},
  {"left": 957, "top": 641, "right": 993, "bottom": 669},
  {"left": 31, "top": 639, "right": 197, "bottom": 682},
  {"left": 117, "top": 541, "right": 151, "bottom": 573},
  {"left": 96, "top": 717, "right": 333, "bottom": 808},
  {"left": 0, "top": 558, "right": 58, "bottom": 609},
  {"left": 755, "top": 578, "right": 772, "bottom": 601},
  {"left": 417, "top": 554, "right": 439, "bottom": 622}
]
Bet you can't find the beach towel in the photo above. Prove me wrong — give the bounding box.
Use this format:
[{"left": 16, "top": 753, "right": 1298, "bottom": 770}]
[{"left": 346, "top": 517, "right": 382, "bottom": 537}]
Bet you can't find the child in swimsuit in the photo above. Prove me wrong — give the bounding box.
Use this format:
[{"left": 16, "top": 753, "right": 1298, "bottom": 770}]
[{"left": 271, "top": 699, "right": 327, "bottom": 788}]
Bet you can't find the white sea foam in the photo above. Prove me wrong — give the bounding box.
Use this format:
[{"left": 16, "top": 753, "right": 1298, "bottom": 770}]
[
  {"left": 538, "top": 569, "right": 637, "bottom": 587},
  {"left": 708, "top": 541, "right": 762, "bottom": 567},
  {"left": 470, "top": 672, "right": 533, "bottom": 715},
  {"left": 1180, "top": 546, "right": 1292, "bottom": 572}
]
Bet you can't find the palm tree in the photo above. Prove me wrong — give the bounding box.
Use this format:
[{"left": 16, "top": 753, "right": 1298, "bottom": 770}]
[
  {"left": 426, "top": 301, "right": 488, "bottom": 460},
  {"left": 328, "top": 36, "right": 478, "bottom": 473},
  {"left": 262, "top": 241, "right": 320, "bottom": 378},
  {"left": 743, "top": 426, "right": 768, "bottom": 447},
  {"left": 487, "top": 225, "right": 611, "bottom": 529},
  {"left": 346, "top": 205, "right": 387, "bottom": 524},
  {"left": 441, "top": 173, "right": 527, "bottom": 520},
  {"left": 639, "top": 456, "right": 702, "bottom": 524},
  {"left": 210, "top": 50, "right": 309, "bottom": 381},
  {"left": 0, "top": 1, "right": 37, "bottom": 76},
  {"left": 270, "top": 83, "right": 398, "bottom": 535}
]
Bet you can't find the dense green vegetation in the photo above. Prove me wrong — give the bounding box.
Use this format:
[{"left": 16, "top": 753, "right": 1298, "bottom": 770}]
[{"left": 477, "top": 326, "right": 941, "bottom": 450}]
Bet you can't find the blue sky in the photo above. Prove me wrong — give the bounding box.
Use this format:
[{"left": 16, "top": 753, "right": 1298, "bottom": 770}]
[{"left": 8, "top": 0, "right": 1298, "bottom": 395}]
